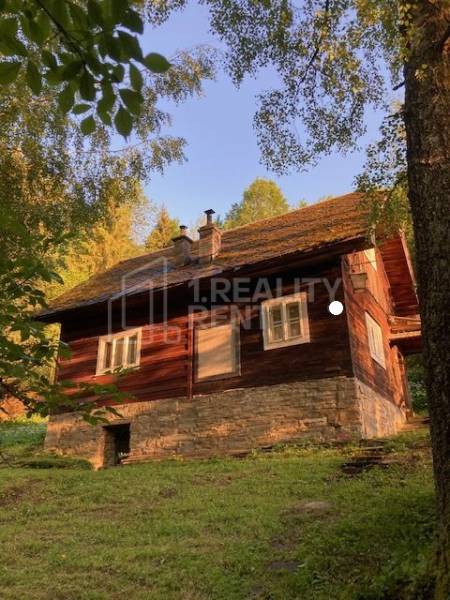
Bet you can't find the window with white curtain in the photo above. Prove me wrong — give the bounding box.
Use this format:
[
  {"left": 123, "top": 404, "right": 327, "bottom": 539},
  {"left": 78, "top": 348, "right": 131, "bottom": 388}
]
[
  {"left": 365, "top": 313, "right": 386, "bottom": 368},
  {"left": 96, "top": 328, "right": 142, "bottom": 375},
  {"left": 261, "top": 292, "right": 310, "bottom": 350},
  {"left": 195, "top": 321, "right": 240, "bottom": 381}
]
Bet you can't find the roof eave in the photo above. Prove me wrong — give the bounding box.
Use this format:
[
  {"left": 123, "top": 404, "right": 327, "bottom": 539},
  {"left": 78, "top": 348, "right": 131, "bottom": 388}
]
[{"left": 37, "top": 234, "right": 369, "bottom": 322}]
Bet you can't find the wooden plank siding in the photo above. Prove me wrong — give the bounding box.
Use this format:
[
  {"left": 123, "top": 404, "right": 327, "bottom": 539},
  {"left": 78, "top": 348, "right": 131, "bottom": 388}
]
[
  {"left": 343, "top": 249, "right": 409, "bottom": 408},
  {"left": 378, "top": 235, "right": 418, "bottom": 316},
  {"left": 193, "top": 264, "right": 353, "bottom": 396},
  {"left": 57, "top": 261, "right": 354, "bottom": 406}
]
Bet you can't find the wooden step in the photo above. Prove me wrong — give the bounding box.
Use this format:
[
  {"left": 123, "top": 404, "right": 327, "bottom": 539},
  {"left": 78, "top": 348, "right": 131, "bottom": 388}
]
[
  {"left": 407, "top": 415, "right": 430, "bottom": 424},
  {"left": 400, "top": 423, "right": 429, "bottom": 432},
  {"left": 359, "top": 439, "right": 388, "bottom": 447}
]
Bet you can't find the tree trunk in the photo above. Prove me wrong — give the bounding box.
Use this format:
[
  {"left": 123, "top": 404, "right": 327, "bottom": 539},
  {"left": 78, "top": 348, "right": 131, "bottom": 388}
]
[{"left": 403, "top": 2, "right": 450, "bottom": 598}]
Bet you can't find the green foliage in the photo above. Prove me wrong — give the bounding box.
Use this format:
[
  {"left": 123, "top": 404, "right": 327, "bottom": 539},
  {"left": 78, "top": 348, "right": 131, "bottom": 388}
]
[
  {"left": 0, "top": 0, "right": 172, "bottom": 137},
  {"left": 0, "top": 418, "right": 47, "bottom": 450},
  {"left": 0, "top": 420, "right": 92, "bottom": 468},
  {"left": 144, "top": 205, "right": 180, "bottom": 252},
  {"left": 47, "top": 187, "right": 147, "bottom": 299},
  {"left": 407, "top": 355, "right": 428, "bottom": 414},
  {"left": 146, "top": 0, "right": 414, "bottom": 242},
  {"left": 0, "top": 33, "right": 214, "bottom": 419},
  {"left": 356, "top": 108, "right": 412, "bottom": 237},
  {"left": 224, "top": 178, "right": 290, "bottom": 228},
  {"left": 147, "top": 0, "right": 403, "bottom": 174},
  {"left": 0, "top": 75, "right": 139, "bottom": 420},
  {"left": 0, "top": 233, "right": 130, "bottom": 421}
]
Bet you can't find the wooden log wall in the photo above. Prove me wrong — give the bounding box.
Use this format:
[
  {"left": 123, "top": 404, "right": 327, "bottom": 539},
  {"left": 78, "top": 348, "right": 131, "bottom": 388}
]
[
  {"left": 57, "top": 260, "right": 354, "bottom": 405},
  {"left": 343, "top": 249, "right": 409, "bottom": 407}
]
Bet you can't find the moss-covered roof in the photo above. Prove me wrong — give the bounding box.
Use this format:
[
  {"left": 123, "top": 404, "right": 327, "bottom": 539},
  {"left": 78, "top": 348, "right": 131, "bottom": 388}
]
[{"left": 41, "top": 192, "right": 369, "bottom": 317}]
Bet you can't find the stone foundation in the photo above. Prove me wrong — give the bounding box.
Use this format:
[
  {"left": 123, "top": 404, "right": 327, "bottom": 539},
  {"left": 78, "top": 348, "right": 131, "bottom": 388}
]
[
  {"left": 44, "top": 376, "right": 406, "bottom": 468},
  {"left": 357, "top": 380, "right": 407, "bottom": 438}
]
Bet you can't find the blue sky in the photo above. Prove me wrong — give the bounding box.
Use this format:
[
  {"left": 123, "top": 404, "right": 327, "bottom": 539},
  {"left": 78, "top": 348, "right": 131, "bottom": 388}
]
[{"left": 141, "top": 3, "right": 385, "bottom": 227}]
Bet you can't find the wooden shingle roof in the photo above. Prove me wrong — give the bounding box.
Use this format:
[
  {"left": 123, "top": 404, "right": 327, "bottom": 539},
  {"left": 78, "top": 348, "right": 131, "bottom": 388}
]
[{"left": 41, "top": 192, "right": 370, "bottom": 317}]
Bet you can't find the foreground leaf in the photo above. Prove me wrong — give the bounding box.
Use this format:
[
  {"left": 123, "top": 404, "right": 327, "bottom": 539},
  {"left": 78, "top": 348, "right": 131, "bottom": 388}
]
[
  {"left": 26, "top": 61, "right": 42, "bottom": 94},
  {"left": 58, "top": 85, "right": 75, "bottom": 113},
  {"left": 0, "top": 61, "right": 21, "bottom": 83},
  {"left": 81, "top": 115, "right": 96, "bottom": 135},
  {"left": 143, "top": 53, "right": 171, "bottom": 74},
  {"left": 114, "top": 105, "right": 133, "bottom": 137},
  {"left": 119, "top": 88, "right": 142, "bottom": 115}
]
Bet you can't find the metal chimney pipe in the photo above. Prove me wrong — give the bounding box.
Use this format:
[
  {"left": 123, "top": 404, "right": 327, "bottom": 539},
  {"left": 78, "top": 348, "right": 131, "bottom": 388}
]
[{"left": 204, "top": 209, "right": 215, "bottom": 225}]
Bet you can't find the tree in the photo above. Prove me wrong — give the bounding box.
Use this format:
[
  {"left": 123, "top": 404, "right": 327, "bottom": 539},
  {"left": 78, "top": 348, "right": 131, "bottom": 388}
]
[
  {"left": 403, "top": 7, "right": 450, "bottom": 595},
  {"left": 0, "top": 15, "right": 214, "bottom": 420},
  {"left": 146, "top": 0, "right": 450, "bottom": 594},
  {"left": 47, "top": 184, "right": 147, "bottom": 299},
  {"left": 145, "top": 206, "right": 180, "bottom": 252},
  {"left": 0, "top": 0, "right": 171, "bottom": 136},
  {"left": 224, "top": 178, "right": 290, "bottom": 228},
  {"left": 0, "top": 80, "right": 141, "bottom": 422}
]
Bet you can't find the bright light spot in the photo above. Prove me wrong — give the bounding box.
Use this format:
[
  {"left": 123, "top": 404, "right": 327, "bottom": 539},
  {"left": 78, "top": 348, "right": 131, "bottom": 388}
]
[{"left": 328, "top": 301, "right": 344, "bottom": 316}]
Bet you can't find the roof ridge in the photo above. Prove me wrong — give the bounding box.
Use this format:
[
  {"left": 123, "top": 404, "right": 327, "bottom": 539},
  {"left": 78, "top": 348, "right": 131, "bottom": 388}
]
[
  {"left": 114, "top": 192, "right": 361, "bottom": 267},
  {"left": 40, "top": 191, "right": 368, "bottom": 318},
  {"left": 220, "top": 192, "right": 359, "bottom": 236}
]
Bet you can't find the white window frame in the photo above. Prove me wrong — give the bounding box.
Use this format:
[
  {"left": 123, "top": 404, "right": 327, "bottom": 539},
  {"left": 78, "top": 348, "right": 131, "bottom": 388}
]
[
  {"left": 365, "top": 313, "right": 386, "bottom": 368},
  {"left": 261, "top": 292, "right": 310, "bottom": 350},
  {"left": 96, "top": 327, "right": 142, "bottom": 375}
]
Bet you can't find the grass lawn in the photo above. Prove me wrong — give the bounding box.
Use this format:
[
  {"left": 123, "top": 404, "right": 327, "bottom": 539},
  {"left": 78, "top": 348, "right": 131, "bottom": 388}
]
[{"left": 0, "top": 421, "right": 435, "bottom": 600}]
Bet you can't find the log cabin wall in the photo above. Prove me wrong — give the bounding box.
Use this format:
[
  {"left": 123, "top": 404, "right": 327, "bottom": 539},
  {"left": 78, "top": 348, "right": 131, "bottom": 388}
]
[
  {"left": 57, "top": 260, "right": 353, "bottom": 405},
  {"left": 59, "top": 305, "right": 190, "bottom": 404},
  {"left": 193, "top": 262, "right": 352, "bottom": 396},
  {"left": 342, "top": 248, "right": 408, "bottom": 409},
  {"left": 46, "top": 252, "right": 412, "bottom": 465}
]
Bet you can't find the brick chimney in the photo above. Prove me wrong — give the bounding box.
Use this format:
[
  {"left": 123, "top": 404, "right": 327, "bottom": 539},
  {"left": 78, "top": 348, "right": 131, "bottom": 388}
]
[
  {"left": 198, "top": 209, "right": 221, "bottom": 265},
  {"left": 172, "top": 225, "right": 193, "bottom": 267}
]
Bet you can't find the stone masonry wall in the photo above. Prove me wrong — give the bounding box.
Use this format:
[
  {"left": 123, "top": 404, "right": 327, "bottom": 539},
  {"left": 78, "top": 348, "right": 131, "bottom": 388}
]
[
  {"left": 44, "top": 376, "right": 407, "bottom": 468},
  {"left": 45, "top": 376, "right": 362, "bottom": 468},
  {"left": 357, "top": 379, "right": 407, "bottom": 439}
]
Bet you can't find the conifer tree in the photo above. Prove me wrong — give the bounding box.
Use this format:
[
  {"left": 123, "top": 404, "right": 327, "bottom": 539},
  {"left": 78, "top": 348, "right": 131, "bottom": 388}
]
[{"left": 145, "top": 206, "right": 180, "bottom": 252}]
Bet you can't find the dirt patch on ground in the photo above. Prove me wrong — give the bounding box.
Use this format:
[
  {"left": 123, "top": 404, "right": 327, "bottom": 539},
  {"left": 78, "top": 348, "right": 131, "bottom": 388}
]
[
  {"left": 159, "top": 486, "right": 178, "bottom": 498},
  {"left": 270, "top": 500, "right": 333, "bottom": 557},
  {"left": 266, "top": 559, "right": 299, "bottom": 573},
  {"left": 284, "top": 500, "right": 333, "bottom": 517},
  {"left": 270, "top": 537, "right": 297, "bottom": 551},
  {"left": 0, "top": 479, "right": 45, "bottom": 507},
  {"left": 191, "top": 472, "right": 246, "bottom": 487}
]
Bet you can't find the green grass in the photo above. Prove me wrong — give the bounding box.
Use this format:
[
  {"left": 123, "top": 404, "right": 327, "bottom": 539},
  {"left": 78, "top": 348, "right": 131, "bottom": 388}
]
[{"left": 0, "top": 422, "right": 435, "bottom": 600}]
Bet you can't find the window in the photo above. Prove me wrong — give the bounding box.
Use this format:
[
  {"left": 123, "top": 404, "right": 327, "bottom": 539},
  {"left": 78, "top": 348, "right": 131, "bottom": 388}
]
[
  {"left": 195, "top": 321, "right": 240, "bottom": 381},
  {"left": 96, "top": 328, "right": 142, "bottom": 375},
  {"left": 365, "top": 313, "right": 385, "bottom": 368},
  {"left": 261, "top": 292, "right": 310, "bottom": 350},
  {"left": 364, "top": 248, "right": 377, "bottom": 270}
]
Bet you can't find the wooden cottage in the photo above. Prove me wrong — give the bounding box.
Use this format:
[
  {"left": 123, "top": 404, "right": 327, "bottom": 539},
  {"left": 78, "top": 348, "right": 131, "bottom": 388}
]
[{"left": 39, "top": 193, "right": 421, "bottom": 468}]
